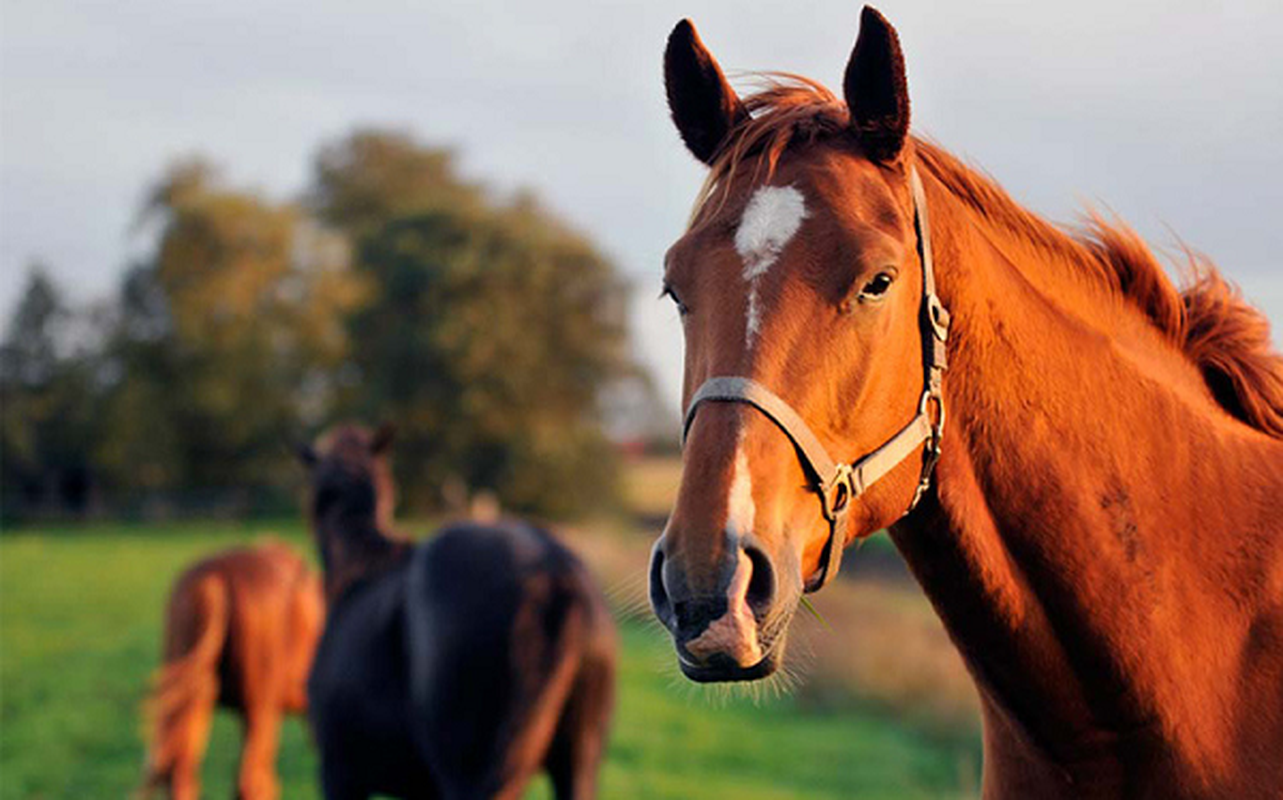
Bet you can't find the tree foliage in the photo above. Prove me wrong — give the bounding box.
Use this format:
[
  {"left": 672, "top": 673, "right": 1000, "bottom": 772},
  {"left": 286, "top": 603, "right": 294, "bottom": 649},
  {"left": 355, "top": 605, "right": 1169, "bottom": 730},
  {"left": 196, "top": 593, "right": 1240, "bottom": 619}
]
[
  {"left": 310, "top": 129, "right": 483, "bottom": 239},
  {"left": 4, "top": 130, "right": 639, "bottom": 521},
  {"left": 97, "top": 160, "right": 365, "bottom": 499},
  {"left": 346, "top": 202, "right": 630, "bottom": 514},
  {"left": 1, "top": 266, "right": 102, "bottom": 516},
  {"left": 314, "top": 130, "right": 633, "bottom": 515}
]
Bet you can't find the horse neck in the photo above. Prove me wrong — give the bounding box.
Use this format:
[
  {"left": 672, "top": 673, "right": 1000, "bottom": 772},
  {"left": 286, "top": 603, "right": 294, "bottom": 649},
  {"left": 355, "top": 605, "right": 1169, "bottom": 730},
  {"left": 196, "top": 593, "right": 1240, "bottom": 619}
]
[
  {"left": 892, "top": 177, "right": 1283, "bottom": 778},
  {"left": 315, "top": 504, "right": 408, "bottom": 602}
]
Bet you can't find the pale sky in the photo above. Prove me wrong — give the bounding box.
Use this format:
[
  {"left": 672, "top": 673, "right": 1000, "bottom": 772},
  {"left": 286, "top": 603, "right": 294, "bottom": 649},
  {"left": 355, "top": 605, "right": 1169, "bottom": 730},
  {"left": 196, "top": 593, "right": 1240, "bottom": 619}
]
[{"left": 3, "top": 0, "right": 1280, "bottom": 408}]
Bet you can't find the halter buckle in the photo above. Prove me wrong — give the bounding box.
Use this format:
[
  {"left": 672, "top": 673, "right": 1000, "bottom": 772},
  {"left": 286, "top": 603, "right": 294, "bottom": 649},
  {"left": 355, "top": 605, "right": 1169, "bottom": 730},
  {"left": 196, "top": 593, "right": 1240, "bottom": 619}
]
[
  {"left": 820, "top": 462, "right": 855, "bottom": 523},
  {"left": 910, "top": 389, "right": 947, "bottom": 510},
  {"left": 926, "top": 293, "right": 951, "bottom": 343}
]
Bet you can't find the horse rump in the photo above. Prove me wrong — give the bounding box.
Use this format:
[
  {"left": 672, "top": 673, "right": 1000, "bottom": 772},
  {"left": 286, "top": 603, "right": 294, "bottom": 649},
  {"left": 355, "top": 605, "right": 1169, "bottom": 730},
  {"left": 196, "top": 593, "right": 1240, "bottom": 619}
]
[{"left": 404, "top": 522, "right": 616, "bottom": 799}]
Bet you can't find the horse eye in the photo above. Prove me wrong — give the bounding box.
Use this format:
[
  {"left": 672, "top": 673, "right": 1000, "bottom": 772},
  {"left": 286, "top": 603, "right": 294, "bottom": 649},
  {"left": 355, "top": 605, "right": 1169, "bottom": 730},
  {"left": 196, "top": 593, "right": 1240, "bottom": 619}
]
[
  {"left": 858, "top": 272, "right": 895, "bottom": 301},
  {"left": 661, "top": 283, "right": 689, "bottom": 316}
]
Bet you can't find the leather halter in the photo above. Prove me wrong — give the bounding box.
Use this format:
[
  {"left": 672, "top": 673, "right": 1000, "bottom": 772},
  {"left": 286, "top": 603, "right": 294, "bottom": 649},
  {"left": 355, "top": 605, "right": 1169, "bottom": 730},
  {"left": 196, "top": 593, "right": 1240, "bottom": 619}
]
[{"left": 681, "top": 166, "right": 951, "bottom": 593}]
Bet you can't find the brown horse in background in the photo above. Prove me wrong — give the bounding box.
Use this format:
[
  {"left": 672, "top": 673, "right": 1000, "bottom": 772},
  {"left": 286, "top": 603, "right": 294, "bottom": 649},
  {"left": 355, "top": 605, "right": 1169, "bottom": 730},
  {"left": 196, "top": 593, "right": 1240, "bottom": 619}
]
[
  {"left": 650, "top": 7, "right": 1283, "bottom": 797},
  {"left": 301, "top": 424, "right": 616, "bottom": 800},
  {"left": 140, "top": 543, "right": 324, "bottom": 800}
]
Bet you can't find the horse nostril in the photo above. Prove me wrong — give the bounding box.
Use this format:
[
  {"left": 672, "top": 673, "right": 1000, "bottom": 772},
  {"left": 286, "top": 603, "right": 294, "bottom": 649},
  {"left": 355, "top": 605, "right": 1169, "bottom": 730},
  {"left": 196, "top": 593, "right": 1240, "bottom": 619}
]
[
  {"left": 648, "top": 540, "right": 672, "bottom": 623},
  {"left": 743, "top": 544, "right": 775, "bottom": 612}
]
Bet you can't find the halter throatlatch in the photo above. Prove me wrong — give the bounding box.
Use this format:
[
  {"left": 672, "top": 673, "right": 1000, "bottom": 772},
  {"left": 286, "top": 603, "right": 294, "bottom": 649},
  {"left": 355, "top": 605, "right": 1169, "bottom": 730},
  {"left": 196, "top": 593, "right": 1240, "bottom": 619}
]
[{"left": 681, "top": 166, "right": 951, "bottom": 593}]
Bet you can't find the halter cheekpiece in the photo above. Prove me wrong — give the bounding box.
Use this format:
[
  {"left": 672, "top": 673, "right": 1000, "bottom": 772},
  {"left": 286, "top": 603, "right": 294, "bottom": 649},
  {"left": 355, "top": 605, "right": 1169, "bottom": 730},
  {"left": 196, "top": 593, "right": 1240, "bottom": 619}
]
[{"left": 681, "top": 166, "right": 951, "bottom": 593}]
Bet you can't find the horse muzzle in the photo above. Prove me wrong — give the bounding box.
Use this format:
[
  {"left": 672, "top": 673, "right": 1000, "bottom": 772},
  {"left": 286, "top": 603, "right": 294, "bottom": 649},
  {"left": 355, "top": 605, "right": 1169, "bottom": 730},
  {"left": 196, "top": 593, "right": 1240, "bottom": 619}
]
[{"left": 649, "top": 534, "right": 789, "bottom": 682}]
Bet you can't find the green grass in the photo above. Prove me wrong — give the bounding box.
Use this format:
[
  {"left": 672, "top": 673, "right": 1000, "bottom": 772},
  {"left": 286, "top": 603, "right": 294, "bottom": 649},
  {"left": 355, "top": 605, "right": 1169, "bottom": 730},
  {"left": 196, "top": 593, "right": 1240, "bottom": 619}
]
[{"left": 0, "top": 522, "right": 978, "bottom": 799}]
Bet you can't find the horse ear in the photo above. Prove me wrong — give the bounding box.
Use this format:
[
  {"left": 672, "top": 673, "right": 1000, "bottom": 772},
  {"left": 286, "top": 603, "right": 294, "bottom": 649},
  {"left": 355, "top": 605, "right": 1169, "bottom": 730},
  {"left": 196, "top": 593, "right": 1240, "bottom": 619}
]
[
  {"left": 665, "top": 19, "right": 749, "bottom": 165},
  {"left": 370, "top": 422, "right": 396, "bottom": 455},
  {"left": 843, "top": 6, "right": 911, "bottom": 163}
]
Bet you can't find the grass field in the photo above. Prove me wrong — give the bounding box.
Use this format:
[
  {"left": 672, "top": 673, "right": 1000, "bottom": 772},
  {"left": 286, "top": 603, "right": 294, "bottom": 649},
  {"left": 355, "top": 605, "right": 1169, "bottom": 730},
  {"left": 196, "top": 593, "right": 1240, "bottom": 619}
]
[{"left": 0, "top": 516, "right": 981, "bottom": 799}]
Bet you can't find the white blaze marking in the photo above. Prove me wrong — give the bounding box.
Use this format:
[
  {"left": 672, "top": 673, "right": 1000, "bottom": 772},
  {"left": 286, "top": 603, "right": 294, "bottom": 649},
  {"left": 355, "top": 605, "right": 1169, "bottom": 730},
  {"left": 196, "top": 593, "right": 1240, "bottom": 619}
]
[
  {"left": 689, "top": 443, "right": 762, "bottom": 666},
  {"left": 683, "top": 549, "right": 763, "bottom": 666},
  {"left": 684, "top": 439, "right": 764, "bottom": 667},
  {"left": 725, "top": 443, "right": 755, "bottom": 538},
  {"left": 734, "top": 184, "right": 807, "bottom": 348}
]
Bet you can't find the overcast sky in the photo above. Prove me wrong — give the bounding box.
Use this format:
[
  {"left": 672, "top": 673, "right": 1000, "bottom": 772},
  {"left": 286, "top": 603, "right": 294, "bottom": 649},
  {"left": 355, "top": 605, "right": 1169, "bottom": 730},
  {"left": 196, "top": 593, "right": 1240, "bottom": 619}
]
[{"left": 3, "top": 0, "right": 1280, "bottom": 407}]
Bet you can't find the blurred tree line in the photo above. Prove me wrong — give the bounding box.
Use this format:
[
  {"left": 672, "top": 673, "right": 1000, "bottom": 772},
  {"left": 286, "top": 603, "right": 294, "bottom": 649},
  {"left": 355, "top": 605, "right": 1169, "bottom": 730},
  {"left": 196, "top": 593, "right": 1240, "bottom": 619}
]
[{"left": 1, "top": 130, "right": 656, "bottom": 523}]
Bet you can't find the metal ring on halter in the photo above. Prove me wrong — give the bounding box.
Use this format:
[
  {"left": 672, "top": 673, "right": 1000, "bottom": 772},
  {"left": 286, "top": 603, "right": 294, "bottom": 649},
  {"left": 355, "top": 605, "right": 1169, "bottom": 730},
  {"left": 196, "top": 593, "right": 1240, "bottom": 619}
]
[
  {"left": 908, "top": 391, "right": 946, "bottom": 510},
  {"left": 820, "top": 463, "right": 855, "bottom": 522},
  {"left": 926, "top": 295, "right": 951, "bottom": 343},
  {"left": 918, "top": 387, "right": 944, "bottom": 425}
]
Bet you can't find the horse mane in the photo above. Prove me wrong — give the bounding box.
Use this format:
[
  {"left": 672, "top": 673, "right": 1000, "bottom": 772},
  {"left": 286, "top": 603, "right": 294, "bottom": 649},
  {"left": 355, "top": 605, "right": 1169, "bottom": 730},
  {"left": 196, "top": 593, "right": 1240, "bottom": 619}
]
[
  {"left": 309, "top": 423, "right": 408, "bottom": 601},
  {"left": 696, "top": 76, "right": 1283, "bottom": 438}
]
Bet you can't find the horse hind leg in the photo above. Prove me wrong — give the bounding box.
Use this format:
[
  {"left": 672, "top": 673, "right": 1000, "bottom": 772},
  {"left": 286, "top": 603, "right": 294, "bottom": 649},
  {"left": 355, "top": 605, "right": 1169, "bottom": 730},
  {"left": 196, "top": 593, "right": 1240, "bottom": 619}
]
[
  {"left": 164, "top": 698, "right": 216, "bottom": 800},
  {"left": 138, "top": 693, "right": 214, "bottom": 800},
  {"left": 320, "top": 765, "right": 371, "bottom": 800},
  {"left": 236, "top": 704, "right": 283, "bottom": 800},
  {"left": 235, "top": 583, "right": 297, "bottom": 799},
  {"left": 544, "top": 650, "right": 615, "bottom": 800}
]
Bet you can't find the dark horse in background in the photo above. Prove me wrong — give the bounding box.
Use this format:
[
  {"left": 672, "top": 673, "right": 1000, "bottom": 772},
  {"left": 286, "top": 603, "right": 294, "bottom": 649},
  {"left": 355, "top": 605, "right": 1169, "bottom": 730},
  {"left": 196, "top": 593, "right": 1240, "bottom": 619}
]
[
  {"left": 650, "top": 7, "right": 1283, "bottom": 798},
  {"left": 140, "top": 543, "right": 324, "bottom": 800},
  {"left": 300, "top": 424, "right": 616, "bottom": 800}
]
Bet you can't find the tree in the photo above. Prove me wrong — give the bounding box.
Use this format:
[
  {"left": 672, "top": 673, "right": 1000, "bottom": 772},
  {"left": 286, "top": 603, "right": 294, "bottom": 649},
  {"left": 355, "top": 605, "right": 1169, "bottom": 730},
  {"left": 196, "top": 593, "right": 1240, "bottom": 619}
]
[
  {"left": 3, "top": 132, "right": 645, "bottom": 522},
  {"left": 310, "top": 129, "right": 484, "bottom": 240},
  {"left": 97, "top": 160, "right": 365, "bottom": 501},
  {"left": 347, "top": 200, "right": 632, "bottom": 516},
  {"left": 1, "top": 265, "right": 102, "bottom": 518},
  {"left": 311, "top": 131, "right": 636, "bottom": 516}
]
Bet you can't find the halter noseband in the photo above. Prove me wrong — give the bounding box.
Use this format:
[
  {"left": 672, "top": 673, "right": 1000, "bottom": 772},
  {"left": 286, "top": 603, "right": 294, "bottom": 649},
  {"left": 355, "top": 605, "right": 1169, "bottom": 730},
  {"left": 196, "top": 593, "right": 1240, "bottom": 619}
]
[{"left": 681, "top": 166, "right": 951, "bottom": 593}]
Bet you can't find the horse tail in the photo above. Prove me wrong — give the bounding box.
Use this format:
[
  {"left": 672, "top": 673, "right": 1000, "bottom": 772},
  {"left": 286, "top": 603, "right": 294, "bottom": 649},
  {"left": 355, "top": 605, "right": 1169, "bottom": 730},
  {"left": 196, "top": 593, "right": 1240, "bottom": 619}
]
[
  {"left": 1179, "top": 263, "right": 1283, "bottom": 439},
  {"left": 495, "top": 561, "right": 617, "bottom": 798},
  {"left": 138, "top": 572, "right": 228, "bottom": 798},
  {"left": 508, "top": 586, "right": 591, "bottom": 754},
  {"left": 403, "top": 526, "right": 600, "bottom": 795}
]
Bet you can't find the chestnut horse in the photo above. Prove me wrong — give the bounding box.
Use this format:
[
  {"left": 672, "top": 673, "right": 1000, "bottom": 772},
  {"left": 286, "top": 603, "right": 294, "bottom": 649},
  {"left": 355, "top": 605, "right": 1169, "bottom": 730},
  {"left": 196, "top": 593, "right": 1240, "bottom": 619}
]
[
  {"left": 649, "top": 7, "right": 1283, "bottom": 797},
  {"left": 300, "top": 424, "right": 616, "bottom": 800},
  {"left": 140, "top": 542, "right": 324, "bottom": 800}
]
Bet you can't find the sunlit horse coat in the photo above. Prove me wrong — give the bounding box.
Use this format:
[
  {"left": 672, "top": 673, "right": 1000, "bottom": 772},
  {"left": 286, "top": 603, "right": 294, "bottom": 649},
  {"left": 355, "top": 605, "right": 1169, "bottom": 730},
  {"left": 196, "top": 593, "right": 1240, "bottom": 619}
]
[
  {"left": 651, "top": 7, "right": 1283, "bottom": 797},
  {"left": 140, "top": 542, "right": 324, "bottom": 800}
]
